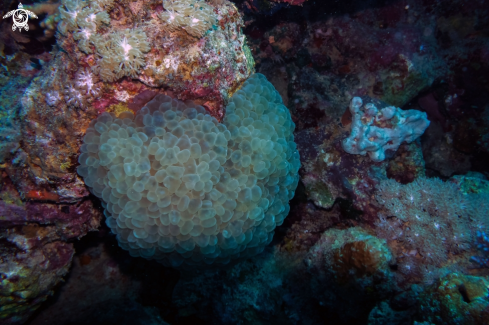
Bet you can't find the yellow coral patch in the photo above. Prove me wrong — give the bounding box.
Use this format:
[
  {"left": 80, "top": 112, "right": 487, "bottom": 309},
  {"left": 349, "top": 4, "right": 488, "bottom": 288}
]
[{"left": 105, "top": 103, "right": 129, "bottom": 117}]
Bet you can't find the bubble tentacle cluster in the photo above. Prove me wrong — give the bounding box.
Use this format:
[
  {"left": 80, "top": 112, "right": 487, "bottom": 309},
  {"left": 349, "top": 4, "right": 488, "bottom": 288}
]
[{"left": 77, "top": 74, "right": 300, "bottom": 267}]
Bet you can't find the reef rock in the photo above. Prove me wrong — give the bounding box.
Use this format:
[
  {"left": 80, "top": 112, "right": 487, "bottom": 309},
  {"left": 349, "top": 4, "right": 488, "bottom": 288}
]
[{"left": 418, "top": 273, "right": 489, "bottom": 325}]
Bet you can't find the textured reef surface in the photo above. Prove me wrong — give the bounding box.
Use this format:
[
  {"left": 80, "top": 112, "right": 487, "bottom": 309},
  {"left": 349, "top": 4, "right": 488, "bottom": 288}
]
[{"left": 0, "top": 0, "right": 489, "bottom": 324}]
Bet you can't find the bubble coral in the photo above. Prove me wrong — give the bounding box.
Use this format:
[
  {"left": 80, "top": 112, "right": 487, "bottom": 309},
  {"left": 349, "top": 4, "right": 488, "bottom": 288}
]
[{"left": 77, "top": 74, "right": 300, "bottom": 267}]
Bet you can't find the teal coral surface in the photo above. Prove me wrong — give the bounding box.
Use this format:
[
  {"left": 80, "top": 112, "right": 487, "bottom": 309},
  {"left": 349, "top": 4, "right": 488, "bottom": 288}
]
[{"left": 78, "top": 73, "right": 300, "bottom": 267}]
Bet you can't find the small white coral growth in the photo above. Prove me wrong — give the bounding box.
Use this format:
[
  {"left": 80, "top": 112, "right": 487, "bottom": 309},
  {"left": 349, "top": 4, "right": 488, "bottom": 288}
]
[
  {"left": 73, "top": 27, "right": 94, "bottom": 53},
  {"left": 78, "top": 5, "right": 110, "bottom": 30},
  {"left": 58, "top": 0, "right": 111, "bottom": 54},
  {"left": 93, "top": 28, "right": 151, "bottom": 81},
  {"left": 58, "top": 0, "right": 86, "bottom": 34},
  {"left": 76, "top": 68, "right": 101, "bottom": 97},
  {"left": 114, "top": 29, "right": 151, "bottom": 78},
  {"left": 64, "top": 84, "right": 84, "bottom": 107},
  {"left": 159, "top": 0, "right": 217, "bottom": 38},
  {"left": 45, "top": 91, "right": 62, "bottom": 106},
  {"left": 64, "top": 68, "right": 102, "bottom": 106}
]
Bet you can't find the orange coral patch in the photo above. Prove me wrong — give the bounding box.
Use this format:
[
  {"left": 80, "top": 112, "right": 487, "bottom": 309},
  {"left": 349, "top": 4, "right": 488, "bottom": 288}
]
[{"left": 26, "top": 190, "right": 60, "bottom": 202}]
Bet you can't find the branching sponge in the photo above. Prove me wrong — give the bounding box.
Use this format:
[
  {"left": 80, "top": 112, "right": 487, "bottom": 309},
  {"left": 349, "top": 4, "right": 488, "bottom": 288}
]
[{"left": 77, "top": 74, "right": 300, "bottom": 267}]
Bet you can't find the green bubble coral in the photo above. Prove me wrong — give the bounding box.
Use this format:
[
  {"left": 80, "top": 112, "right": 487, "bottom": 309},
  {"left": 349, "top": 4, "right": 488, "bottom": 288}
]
[{"left": 77, "top": 74, "right": 300, "bottom": 268}]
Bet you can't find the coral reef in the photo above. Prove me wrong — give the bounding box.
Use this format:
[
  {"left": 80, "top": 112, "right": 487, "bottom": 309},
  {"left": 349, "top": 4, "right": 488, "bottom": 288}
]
[
  {"left": 0, "top": 48, "right": 102, "bottom": 324},
  {"left": 53, "top": 0, "right": 253, "bottom": 114},
  {"left": 1, "top": 0, "right": 254, "bottom": 321},
  {"left": 0, "top": 229, "right": 73, "bottom": 325},
  {"left": 14, "top": 0, "right": 254, "bottom": 211},
  {"left": 418, "top": 273, "right": 489, "bottom": 325},
  {"left": 375, "top": 176, "right": 489, "bottom": 285},
  {"left": 298, "top": 95, "right": 427, "bottom": 225},
  {"left": 307, "top": 227, "right": 393, "bottom": 283},
  {"left": 304, "top": 227, "right": 396, "bottom": 322},
  {"left": 0, "top": 171, "right": 101, "bottom": 324},
  {"left": 1, "top": 0, "right": 489, "bottom": 323},
  {"left": 172, "top": 246, "right": 313, "bottom": 324},
  {"left": 25, "top": 233, "right": 175, "bottom": 325}
]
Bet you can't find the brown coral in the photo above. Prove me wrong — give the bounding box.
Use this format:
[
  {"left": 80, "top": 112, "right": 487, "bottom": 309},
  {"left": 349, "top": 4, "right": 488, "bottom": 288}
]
[{"left": 419, "top": 273, "right": 489, "bottom": 325}]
